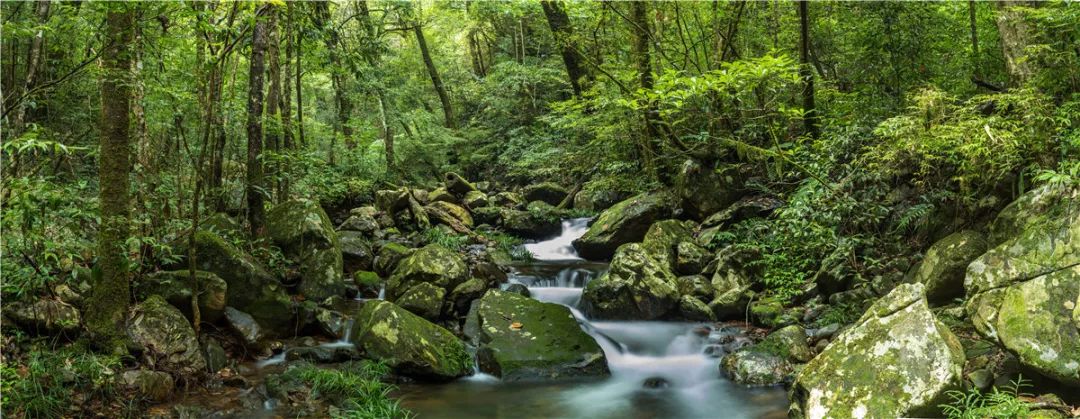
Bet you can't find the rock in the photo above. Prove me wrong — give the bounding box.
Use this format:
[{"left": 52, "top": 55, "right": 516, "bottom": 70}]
[
  {"left": 760, "top": 325, "right": 813, "bottom": 363},
  {"left": 444, "top": 172, "right": 478, "bottom": 195},
  {"left": 339, "top": 231, "right": 374, "bottom": 274},
  {"left": 675, "top": 159, "right": 745, "bottom": 220},
  {"left": 492, "top": 191, "right": 525, "bottom": 208},
  {"left": 966, "top": 368, "right": 993, "bottom": 391},
  {"left": 122, "top": 370, "right": 175, "bottom": 402},
  {"left": 465, "top": 290, "right": 609, "bottom": 380},
  {"left": 573, "top": 189, "right": 628, "bottom": 212},
  {"left": 708, "top": 268, "right": 754, "bottom": 320},
  {"left": 314, "top": 307, "right": 350, "bottom": 338},
  {"left": 581, "top": 243, "right": 679, "bottom": 320},
  {"left": 3, "top": 298, "right": 81, "bottom": 336},
  {"left": 812, "top": 237, "right": 857, "bottom": 295},
  {"left": 353, "top": 270, "right": 381, "bottom": 296},
  {"left": 475, "top": 181, "right": 491, "bottom": 192},
  {"left": 749, "top": 299, "right": 784, "bottom": 328},
  {"left": 187, "top": 231, "right": 294, "bottom": 334},
  {"left": 266, "top": 199, "right": 345, "bottom": 302},
  {"left": 447, "top": 277, "right": 489, "bottom": 316},
  {"left": 202, "top": 212, "right": 243, "bottom": 237},
  {"left": 675, "top": 241, "right": 709, "bottom": 275},
  {"left": 386, "top": 244, "right": 468, "bottom": 300},
  {"left": 678, "top": 295, "right": 715, "bottom": 321},
  {"left": 790, "top": 283, "right": 965, "bottom": 418},
  {"left": 676, "top": 275, "right": 714, "bottom": 300},
  {"left": 463, "top": 191, "right": 489, "bottom": 208},
  {"left": 375, "top": 189, "right": 410, "bottom": 213},
  {"left": 224, "top": 307, "right": 265, "bottom": 348},
  {"left": 988, "top": 183, "right": 1079, "bottom": 246},
  {"left": 428, "top": 187, "right": 456, "bottom": 204},
  {"left": 349, "top": 206, "right": 378, "bottom": 218},
  {"left": 128, "top": 296, "right": 208, "bottom": 375},
  {"left": 523, "top": 182, "right": 568, "bottom": 206},
  {"left": 914, "top": 230, "right": 988, "bottom": 305},
  {"left": 425, "top": 201, "right": 474, "bottom": 231},
  {"left": 373, "top": 242, "right": 413, "bottom": 277},
  {"left": 573, "top": 192, "right": 675, "bottom": 260},
  {"left": 472, "top": 207, "right": 503, "bottom": 226},
  {"left": 640, "top": 219, "right": 694, "bottom": 271},
  {"left": 349, "top": 301, "right": 472, "bottom": 380},
  {"left": 701, "top": 195, "right": 784, "bottom": 229},
  {"left": 204, "top": 339, "right": 228, "bottom": 373},
  {"left": 501, "top": 209, "right": 560, "bottom": 239},
  {"left": 720, "top": 350, "right": 792, "bottom": 386},
  {"left": 471, "top": 262, "right": 508, "bottom": 285},
  {"left": 504, "top": 283, "right": 531, "bottom": 297},
  {"left": 396, "top": 283, "right": 446, "bottom": 321},
  {"left": 135, "top": 270, "right": 228, "bottom": 323},
  {"left": 337, "top": 213, "right": 379, "bottom": 234},
  {"left": 642, "top": 377, "right": 670, "bottom": 389}
]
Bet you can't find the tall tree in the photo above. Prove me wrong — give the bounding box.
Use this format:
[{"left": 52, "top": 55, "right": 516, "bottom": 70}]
[
  {"left": 314, "top": 1, "right": 353, "bottom": 158},
  {"left": 995, "top": 0, "right": 1038, "bottom": 86},
  {"left": 8, "top": 0, "right": 50, "bottom": 136},
  {"left": 798, "top": 0, "right": 819, "bottom": 139},
  {"left": 630, "top": 1, "right": 659, "bottom": 174},
  {"left": 246, "top": 4, "right": 270, "bottom": 236},
  {"left": 87, "top": 1, "right": 135, "bottom": 351},
  {"left": 265, "top": 8, "right": 282, "bottom": 201},
  {"left": 541, "top": 0, "right": 590, "bottom": 98},
  {"left": 414, "top": 22, "right": 455, "bottom": 129}
]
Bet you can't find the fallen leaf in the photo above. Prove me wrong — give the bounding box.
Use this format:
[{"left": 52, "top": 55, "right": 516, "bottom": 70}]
[{"left": 510, "top": 322, "right": 523, "bottom": 330}]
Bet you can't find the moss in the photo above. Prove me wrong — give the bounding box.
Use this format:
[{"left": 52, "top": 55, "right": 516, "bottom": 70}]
[{"left": 351, "top": 301, "right": 471, "bottom": 380}]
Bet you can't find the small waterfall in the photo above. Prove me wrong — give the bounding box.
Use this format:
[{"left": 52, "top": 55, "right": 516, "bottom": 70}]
[{"left": 523, "top": 217, "right": 591, "bottom": 260}]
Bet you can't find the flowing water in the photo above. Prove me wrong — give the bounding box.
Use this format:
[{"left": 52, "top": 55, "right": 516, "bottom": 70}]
[{"left": 396, "top": 218, "right": 788, "bottom": 419}]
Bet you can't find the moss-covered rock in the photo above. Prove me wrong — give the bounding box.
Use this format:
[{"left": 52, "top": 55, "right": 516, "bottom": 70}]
[
  {"left": 675, "top": 241, "right": 709, "bottom": 275},
  {"left": 720, "top": 349, "right": 792, "bottom": 386},
  {"left": 677, "top": 295, "right": 715, "bottom": 321},
  {"left": 463, "top": 191, "right": 489, "bottom": 208},
  {"left": 121, "top": 370, "right": 174, "bottom": 402},
  {"left": 267, "top": 199, "right": 346, "bottom": 301},
  {"left": 223, "top": 306, "right": 265, "bottom": 348},
  {"left": 581, "top": 243, "right": 679, "bottom": 320},
  {"left": 674, "top": 159, "right": 746, "bottom": 220},
  {"left": 676, "top": 275, "right": 715, "bottom": 300},
  {"left": 758, "top": 325, "right": 813, "bottom": 363},
  {"left": 386, "top": 244, "right": 468, "bottom": 300},
  {"left": 523, "top": 182, "right": 568, "bottom": 206},
  {"left": 464, "top": 290, "right": 608, "bottom": 381},
  {"left": 3, "top": 298, "right": 81, "bottom": 336},
  {"left": 373, "top": 242, "right": 413, "bottom": 277},
  {"left": 375, "top": 189, "right": 410, "bottom": 214},
  {"left": 749, "top": 298, "right": 785, "bottom": 328},
  {"left": 500, "top": 209, "right": 560, "bottom": 239},
  {"left": 573, "top": 192, "right": 675, "bottom": 260},
  {"left": 790, "top": 283, "right": 965, "bottom": 419},
  {"left": 573, "top": 188, "right": 628, "bottom": 212},
  {"left": 444, "top": 172, "right": 478, "bottom": 195},
  {"left": 915, "top": 230, "right": 987, "bottom": 305},
  {"left": 339, "top": 231, "right": 374, "bottom": 274},
  {"left": 447, "top": 277, "right": 489, "bottom": 316},
  {"left": 492, "top": 191, "right": 525, "bottom": 208},
  {"left": 128, "top": 296, "right": 207, "bottom": 375},
  {"left": 135, "top": 270, "right": 228, "bottom": 323},
  {"left": 425, "top": 201, "right": 474, "bottom": 231},
  {"left": 349, "top": 301, "right": 472, "bottom": 380},
  {"left": 708, "top": 268, "right": 754, "bottom": 320},
  {"left": 396, "top": 283, "right": 446, "bottom": 321},
  {"left": 428, "top": 187, "right": 456, "bottom": 204},
  {"left": 988, "top": 184, "right": 1079, "bottom": 246},
  {"left": 189, "top": 231, "right": 294, "bottom": 334},
  {"left": 472, "top": 206, "right": 503, "bottom": 226},
  {"left": 640, "top": 219, "right": 694, "bottom": 270}
]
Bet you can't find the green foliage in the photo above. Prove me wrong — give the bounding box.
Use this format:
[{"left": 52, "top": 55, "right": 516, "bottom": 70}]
[
  {"left": 940, "top": 376, "right": 1033, "bottom": 419},
  {"left": 0, "top": 346, "right": 122, "bottom": 418},
  {"left": 280, "top": 361, "right": 411, "bottom": 419},
  {"left": 421, "top": 227, "right": 469, "bottom": 251},
  {"left": 813, "top": 302, "right": 865, "bottom": 328}
]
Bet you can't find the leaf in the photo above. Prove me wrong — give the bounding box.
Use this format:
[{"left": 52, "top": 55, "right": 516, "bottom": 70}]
[{"left": 509, "top": 322, "right": 523, "bottom": 330}]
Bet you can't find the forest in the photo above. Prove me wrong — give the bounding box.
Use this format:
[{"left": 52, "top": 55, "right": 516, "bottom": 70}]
[{"left": 1, "top": 0, "right": 1078, "bottom": 417}]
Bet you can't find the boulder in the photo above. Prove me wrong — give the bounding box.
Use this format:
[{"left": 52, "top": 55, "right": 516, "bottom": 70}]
[
  {"left": 988, "top": 184, "right": 1079, "bottom": 246},
  {"left": 463, "top": 191, "right": 489, "bottom": 208},
  {"left": 396, "top": 283, "right": 446, "bottom": 321},
  {"left": 3, "top": 298, "right": 81, "bottom": 335},
  {"left": 337, "top": 213, "right": 378, "bottom": 234},
  {"left": 675, "top": 241, "right": 709, "bottom": 275},
  {"left": 676, "top": 275, "right": 714, "bottom": 301},
  {"left": 189, "top": 231, "right": 293, "bottom": 334},
  {"left": 677, "top": 295, "right": 715, "bottom": 321},
  {"left": 339, "top": 231, "right": 374, "bottom": 274},
  {"left": 425, "top": 201, "right": 474, "bottom": 232},
  {"left": 135, "top": 270, "right": 228, "bottom": 323},
  {"left": 523, "top": 182, "right": 568, "bottom": 206},
  {"left": 720, "top": 350, "right": 792, "bottom": 386},
  {"left": 128, "top": 296, "right": 208, "bottom": 375},
  {"left": 373, "top": 242, "right": 413, "bottom": 277},
  {"left": 349, "top": 301, "right": 472, "bottom": 380},
  {"left": 708, "top": 266, "right": 754, "bottom": 320},
  {"left": 472, "top": 207, "right": 502, "bottom": 226},
  {"left": 701, "top": 195, "right": 784, "bottom": 229},
  {"left": 914, "top": 230, "right": 988, "bottom": 305},
  {"left": 375, "top": 189, "right": 410, "bottom": 214},
  {"left": 386, "top": 244, "right": 468, "bottom": 300},
  {"left": 428, "top": 187, "right": 456, "bottom": 204},
  {"left": 573, "top": 192, "right": 675, "bottom": 260},
  {"left": 759, "top": 325, "right": 813, "bottom": 363},
  {"left": 641, "top": 219, "right": 694, "bottom": 271},
  {"left": 581, "top": 243, "right": 679, "bottom": 320},
  {"left": 573, "top": 189, "right": 628, "bottom": 212},
  {"left": 501, "top": 209, "right": 560, "bottom": 240},
  {"left": 447, "top": 277, "right": 489, "bottom": 317},
  {"left": 464, "top": 290, "right": 609, "bottom": 380},
  {"left": 266, "top": 199, "right": 345, "bottom": 302},
  {"left": 121, "top": 370, "right": 175, "bottom": 402},
  {"left": 202, "top": 212, "right": 244, "bottom": 237},
  {"left": 223, "top": 307, "right": 265, "bottom": 348},
  {"left": 674, "top": 159, "right": 746, "bottom": 220},
  {"left": 492, "top": 191, "right": 526, "bottom": 208},
  {"left": 790, "top": 283, "right": 965, "bottom": 418},
  {"left": 444, "top": 172, "right": 478, "bottom": 195}
]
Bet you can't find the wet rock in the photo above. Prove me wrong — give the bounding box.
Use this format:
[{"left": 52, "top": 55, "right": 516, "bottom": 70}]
[
  {"left": 790, "top": 283, "right": 965, "bottom": 418},
  {"left": 122, "top": 370, "right": 175, "bottom": 402},
  {"left": 523, "top": 182, "right": 568, "bottom": 206},
  {"left": 749, "top": 299, "right": 784, "bottom": 328},
  {"left": 677, "top": 295, "right": 715, "bottom": 321},
  {"left": 267, "top": 199, "right": 345, "bottom": 302},
  {"left": 492, "top": 191, "right": 525, "bottom": 208},
  {"left": 396, "top": 283, "right": 446, "bottom": 321},
  {"left": 385, "top": 244, "right": 468, "bottom": 300},
  {"left": 914, "top": 230, "right": 987, "bottom": 305},
  {"left": 463, "top": 191, "right": 489, "bottom": 208},
  {"left": 760, "top": 325, "right": 813, "bottom": 363},
  {"left": 465, "top": 290, "right": 609, "bottom": 380},
  {"left": 504, "top": 283, "right": 531, "bottom": 297},
  {"left": 720, "top": 350, "right": 792, "bottom": 386},
  {"left": 136, "top": 270, "right": 228, "bottom": 323},
  {"left": 573, "top": 189, "right": 628, "bottom": 212},
  {"left": 353, "top": 270, "right": 381, "bottom": 296},
  {"left": 444, "top": 172, "right": 478, "bottom": 195},
  {"left": 373, "top": 242, "right": 413, "bottom": 277},
  {"left": 349, "top": 301, "right": 472, "bottom": 380},
  {"left": 447, "top": 277, "right": 489, "bottom": 317},
  {"left": 203, "top": 339, "right": 228, "bottom": 373},
  {"left": 426, "top": 201, "right": 474, "bottom": 231},
  {"left": 339, "top": 231, "right": 374, "bottom": 274},
  {"left": 128, "top": 296, "right": 207, "bottom": 375},
  {"left": 428, "top": 187, "right": 456, "bottom": 204},
  {"left": 573, "top": 192, "right": 676, "bottom": 260},
  {"left": 807, "top": 323, "right": 840, "bottom": 341},
  {"left": 501, "top": 209, "right": 560, "bottom": 239},
  {"left": 581, "top": 243, "right": 679, "bottom": 320},
  {"left": 314, "top": 307, "right": 350, "bottom": 338},
  {"left": 642, "top": 377, "right": 670, "bottom": 389},
  {"left": 3, "top": 298, "right": 81, "bottom": 336},
  {"left": 186, "top": 231, "right": 294, "bottom": 335},
  {"left": 471, "top": 262, "right": 508, "bottom": 285},
  {"left": 286, "top": 345, "right": 360, "bottom": 363},
  {"left": 224, "top": 307, "right": 265, "bottom": 348},
  {"left": 675, "top": 159, "right": 746, "bottom": 220}
]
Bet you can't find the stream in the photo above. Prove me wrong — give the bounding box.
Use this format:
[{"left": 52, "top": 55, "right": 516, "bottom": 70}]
[{"left": 395, "top": 219, "right": 788, "bottom": 419}]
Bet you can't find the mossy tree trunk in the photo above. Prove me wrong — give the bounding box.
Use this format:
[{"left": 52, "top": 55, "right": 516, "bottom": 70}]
[
  {"left": 541, "top": 0, "right": 590, "bottom": 98},
  {"left": 246, "top": 4, "right": 270, "bottom": 236},
  {"left": 414, "top": 23, "right": 455, "bottom": 129},
  {"left": 87, "top": 1, "right": 136, "bottom": 352}
]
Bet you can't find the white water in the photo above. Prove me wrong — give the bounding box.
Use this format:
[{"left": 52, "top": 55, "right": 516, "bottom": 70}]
[{"left": 522, "top": 217, "right": 591, "bottom": 260}]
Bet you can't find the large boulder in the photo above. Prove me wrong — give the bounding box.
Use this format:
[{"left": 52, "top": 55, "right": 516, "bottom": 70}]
[
  {"left": 189, "top": 231, "right": 294, "bottom": 334},
  {"left": 266, "top": 199, "right": 345, "bottom": 301},
  {"left": 581, "top": 243, "right": 679, "bottom": 320},
  {"left": 708, "top": 266, "right": 754, "bottom": 320},
  {"left": 128, "top": 296, "right": 208, "bottom": 375},
  {"left": 339, "top": 231, "right": 374, "bottom": 274},
  {"left": 464, "top": 290, "right": 608, "bottom": 380},
  {"left": 641, "top": 219, "right": 695, "bottom": 271},
  {"left": 492, "top": 191, "right": 526, "bottom": 208},
  {"left": 428, "top": 187, "right": 456, "bottom": 204},
  {"left": 463, "top": 191, "right": 489, "bottom": 208},
  {"left": 988, "top": 183, "right": 1079, "bottom": 246},
  {"left": 385, "top": 244, "right": 468, "bottom": 300},
  {"left": 396, "top": 282, "right": 446, "bottom": 321},
  {"left": 573, "top": 192, "right": 676, "bottom": 260},
  {"left": 349, "top": 301, "right": 472, "bottom": 380},
  {"left": 444, "top": 172, "right": 478, "bottom": 195},
  {"left": 523, "top": 182, "right": 568, "bottom": 206},
  {"left": 914, "top": 230, "right": 987, "bottom": 305},
  {"left": 373, "top": 242, "right": 413, "bottom": 277},
  {"left": 135, "top": 270, "right": 228, "bottom": 323},
  {"left": 790, "top": 283, "right": 965, "bottom": 418},
  {"left": 573, "top": 188, "right": 628, "bottom": 212},
  {"left": 3, "top": 298, "right": 81, "bottom": 336},
  {"left": 501, "top": 209, "right": 560, "bottom": 240},
  {"left": 425, "top": 201, "right": 473, "bottom": 232},
  {"left": 720, "top": 349, "right": 792, "bottom": 386},
  {"left": 674, "top": 159, "right": 745, "bottom": 220},
  {"left": 375, "top": 189, "right": 410, "bottom": 214}
]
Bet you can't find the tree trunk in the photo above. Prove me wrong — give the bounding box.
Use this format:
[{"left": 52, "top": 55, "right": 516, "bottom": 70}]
[
  {"left": 968, "top": 0, "right": 980, "bottom": 79},
  {"left": 314, "top": 1, "right": 353, "bottom": 149},
  {"left": 541, "top": 0, "right": 590, "bottom": 98},
  {"left": 246, "top": 5, "right": 270, "bottom": 237},
  {"left": 378, "top": 92, "right": 395, "bottom": 172},
  {"left": 279, "top": 1, "right": 295, "bottom": 199},
  {"left": 414, "top": 24, "right": 455, "bottom": 129},
  {"left": 10, "top": 0, "right": 50, "bottom": 136},
  {"left": 265, "top": 8, "right": 281, "bottom": 201},
  {"left": 631, "top": 1, "right": 659, "bottom": 175},
  {"left": 995, "top": 0, "right": 1038, "bottom": 86},
  {"left": 87, "top": 2, "right": 135, "bottom": 352},
  {"left": 295, "top": 2, "right": 305, "bottom": 147},
  {"left": 798, "top": 0, "right": 819, "bottom": 139}
]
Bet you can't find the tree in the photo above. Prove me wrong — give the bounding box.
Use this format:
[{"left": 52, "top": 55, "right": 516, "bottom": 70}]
[
  {"left": 541, "top": 0, "right": 590, "bottom": 98},
  {"left": 414, "top": 21, "right": 455, "bottom": 129},
  {"left": 86, "top": 2, "right": 135, "bottom": 352},
  {"left": 314, "top": 1, "right": 353, "bottom": 159},
  {"left": 630, "top": 1, "right": 659, "bottom": 174},
  {"left": 8, "top": 0, "right": 50, "bottom": 136},
  {"left": 995, "top": 0, "right": 1039, "bottom": 86},
  {"left": 798, "top": 0, "right": 819, "bottom": 139},
  {"left": 246, "top": 4, "right": 270, "bottom": 236}
]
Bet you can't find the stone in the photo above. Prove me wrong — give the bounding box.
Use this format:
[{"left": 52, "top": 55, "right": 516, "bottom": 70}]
[
  {"left": 790, "top": 283, "right": 965, "bottom": 419},
  {"left": 988, "top": 183, "right": 1079, "bottom": 246},
  {"left": 472, "top": 207, "right": 503, "bottom": 226},
  {"left": 339, "top": 231, "right": 374, "bottom": 274},
  {"left": 464, "top": 290, "right": 609, "bottom": 381},
  {"left": 642, "top": 377, "right": 670, "bottom": 389},
  {"left": 373, "top": 242, "right": 413, "bottom": 277},
  {"left": 677, "top": 295, "right": 715, "bottom": 321},
  {"left": 523, "top": 182, "right": 569, "bottom": 206},
  {"left": 914, "top": 230, "right": 987, "bottom": 305},
  {"left": 202, "top": 212, "right": 243, "bottom": 237},
  {"left": 500, "top": 209, "right": 560, "bottom": 239},
  {"left": 425, "top": 201, "right": 474, "bottom": 231},
  {"left": 492, "top": 191, "right": 525, "bottom": 208},
  {"left": 444, "top": 172, "right": 478, "bottom": 195},
  {"left": 504, "top": 283, "right": 531, "bottom": 297},
  {"left": 135, "top": 270, "right": 228, "bottom": 323},
  {"left": 573, "top": 189, "right": 628, "bottom": 212},
  {"left": 349, "top": 301, "right": 472, "bottom": 380},
  {"left": 708, "top": 268, "right": 754, "bottom": 320},
  {"left": 720, "top": 350, "right": 792, "bottom": 386},
  {"left": 266, "top": 199, "right": 345, "bottom": 302},
  {"left": 375, "top": 189, "right": 410, "bottom": 214},
  {"left": 573, "top": 192, "right": 676, "bottom": 260},
  {"left": 675, "top": 241, "right": 709, "bottom": 275},
  {"left": 128, "top": 296, "right": 208, "bottom": 375},
  {"left": 224, "top": 307, "right": 265, "bottom": 348},
  {"left": 396, "top": 283, "right": 446, "bottom": 321},
  {"left": 674, "top": 159, "right": 746, "bottom": 220},
  {"left": 428, "top": 187, "right": 456, "bottom": 204},
  {"left": 640, "top": 219, "right": 694, "bottom": 271},
  {"left": 337, "top": 213, "right": 379, "bottom": 234},
  {"left": 581, "top": 243, "right": 679, "bottom": 320},
  {"left": 463, "top": 190, "right": 489, "bottom": 208},
  {"left": 122, "top": 370, "right": 175, "bottom": 402},
  {"left": 759, "top": 325, "right": 813, "bottom": 363},
  {"left": 385, "top": 244, "right": 468, "bottom": 300},
  {"left": 676, "top": 275, "right": 715, "bottom": 300},
  {"left": 749, "top": 299, "right": 784, "bottom": 328},
  {"left": 3, "top": 298, "right": 81, "bottom": 336},
  {"left": 447, "top": 277, "right": 489, "bottom": 316},
  {"left": 204, "top": 339, "right": 228, "bottom": 373},
  {"left": 700, "top": 195, "right": 784, "bottom": 229}
]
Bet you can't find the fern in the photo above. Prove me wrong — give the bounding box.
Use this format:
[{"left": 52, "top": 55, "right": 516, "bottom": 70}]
[{"left": 940, "top": 376, "right": 1033, "bottom": 419}]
